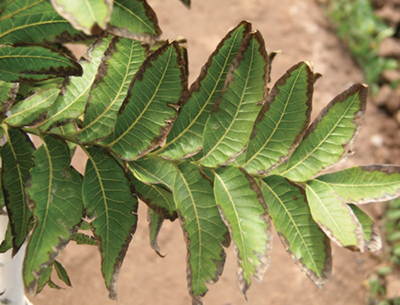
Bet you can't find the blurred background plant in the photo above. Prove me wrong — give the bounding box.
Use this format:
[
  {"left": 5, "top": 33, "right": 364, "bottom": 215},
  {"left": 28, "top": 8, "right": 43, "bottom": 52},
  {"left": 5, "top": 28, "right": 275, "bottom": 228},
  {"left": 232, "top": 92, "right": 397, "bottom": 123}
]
[
  {"left": 324, "top": 0, "right": 399, "bottom": 95},
  {"left": 321, "top": 0, "right": 400, "bottom": 303}
]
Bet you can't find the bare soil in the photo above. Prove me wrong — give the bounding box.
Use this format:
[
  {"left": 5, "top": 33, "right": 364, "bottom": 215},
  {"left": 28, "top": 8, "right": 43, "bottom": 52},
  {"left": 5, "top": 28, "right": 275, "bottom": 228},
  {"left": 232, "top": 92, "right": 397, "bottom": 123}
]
[{"left": 33, "top": 0, "right": 400, "bottom": 304}]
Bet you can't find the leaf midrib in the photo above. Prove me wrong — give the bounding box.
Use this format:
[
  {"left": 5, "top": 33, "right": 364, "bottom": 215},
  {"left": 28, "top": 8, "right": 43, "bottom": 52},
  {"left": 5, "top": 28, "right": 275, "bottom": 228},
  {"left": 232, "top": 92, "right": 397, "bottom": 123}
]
[
  {"left": 201, "top": 37, "right": 256, "bottom": 163},
  {"left": 283, "top": 93, "right": 359, "bottom": 177},
  {"left": 158, "top": 28, "right": 243, "bottom": 153},
  {"left": 107, "top": 47, "right": 173, "bottom": 147},
  {"left": 243, "top": 65, "right": 305, "bottom": 167}
]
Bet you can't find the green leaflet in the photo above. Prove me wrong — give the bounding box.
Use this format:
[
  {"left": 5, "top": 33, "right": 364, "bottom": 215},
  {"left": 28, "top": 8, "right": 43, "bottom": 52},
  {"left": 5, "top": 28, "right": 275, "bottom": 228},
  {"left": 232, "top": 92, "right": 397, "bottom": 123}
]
[
  {"left": 1, "top": 128, "right": 34, "bottom": 254},
  {"left": 350, "top": 205, "right": 381, "bottom": 252},
  {"left": 107, "top": 0, "right": 161, "bottom": 39},
  {"left": 243, "top": 62, "right": 313, "bottom": 175},
  {"left": 39, "top": 36, "right": 112, "bottom": 132},
  {"left": 260, "top": 175, "right": 331, "bottom": 286},
  {"left": 0, "top": 222, "right": 13, "bottom": 254},
  {"left": 24, "top": 136, "right": 83, "bottom": 292},
  {"left": 51, "top": 0, "right": 113, "bottom": 35},
  {"left": 214, "top": 167, "right": 271, "bottom": 296},
  {"left": 128, "top": 158, "right": 177, "bottom": 191},
  {"left": 316, "top": 165, "right": 400, "bottom": 204},
  {"left": 305, "top": 179, "right": 364, "bottom": 250},
  {"left": 76, "top": 37, "right": 147, "bottom": 143},
  {"left": 0, "top": 0, "right": 84, "bottom": 45},
  {"left": 101, "top": 41, "right": 187, "bottom": 160},
  {"left": 280, "top": 83, "right": 368, "bottom": 181},
  {"left": 130, "top": 174, "right": 177, "bottom": 220},
  {"left": 174, "top": 162, "right": 229, "bottom": 302},
  {"left": 0, "top": 81, "right": 19, "bottom": 119},
  {"left": 157, "top": 21, "right": 251, "bottom": 160},
  {"left": 53, "top": 260, "right": 72, "bottom": 287},
  {"left": 36, "top": 263, "right": 53, "bottom": 294},
  {"left": 0, "top": 44, "right": 82, "bottom": 83},
  {"left": 5, "top": 88, "right": 60, "bottom": 127},
  {"left": 147, "top": 207, "right": 165, "bottom": 257},
  {"left": 200, "top": 31, "right": 268, "bottom": 167},
  {"left": 82, "top": 146, "right": 137, "bottom": 299}
]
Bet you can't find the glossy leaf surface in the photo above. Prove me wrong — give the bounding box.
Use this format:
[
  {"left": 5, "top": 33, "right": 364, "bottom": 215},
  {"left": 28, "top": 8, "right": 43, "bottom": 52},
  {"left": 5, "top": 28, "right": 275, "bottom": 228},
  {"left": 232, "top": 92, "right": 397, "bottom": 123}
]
[
  {"left": 214, "top": 167, "right": 271, "bottom": 296},
  {"left": 260, "top": 175, "right": 331, "bottom": 286},
  {"left": 1, "top": 128, "right": 34, "bottom": 253},
  {"left": 316, "top": 165, "right": 400, "bottom": 204},
  {"left": 77, "top": 37, "right": 147, "bottom": 143},
  {"left": 51, "top": 0, "right": 113, "bottom": 34},
  {"left": 102, "top": 41, "right": 186, "bottom": 160},
  {"left": 243, "top": 62, "right": 313, "bottom": 174},
  {"left": 306, "top": 179, "right": 363, "bottom": 250},
  {"left": 281, "top": 84, "right": 368, "bottom": 181},
  {"left": 24, "top": 136, "right": 83, "bottom": 292},
  {"left": 0, "top": 0, "right": 84, "bottom": 45},
  {"left": 40, "top": 37, "right": 111, "bottom": 132},
  {"left": 200, "top": 31, "right": 268, "bottom": 167},
  {"left": 158, "top": 21, "right": 251, "bottom": 160},
  {"left": 174, "top": 162, "right": 229, "bottom": 303},
  {"left": 107, "top": 0, "right": 161, "bottom": 39},
  {"left": 5, "top": 88, "right": 59, "bottom": 127},
  {"left": 82, "top": 146, "right": 137, "bottom": 299},
  {"left": 0, "top": 44, "right": 82, "bottom": 83}
]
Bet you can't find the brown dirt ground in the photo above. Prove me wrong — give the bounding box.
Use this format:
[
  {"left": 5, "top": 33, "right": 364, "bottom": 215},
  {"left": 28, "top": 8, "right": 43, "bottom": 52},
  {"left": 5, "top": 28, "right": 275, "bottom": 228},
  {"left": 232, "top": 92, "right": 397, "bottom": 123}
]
[{"left": 32, "top": 0, "right": 400, "bottom": 304}]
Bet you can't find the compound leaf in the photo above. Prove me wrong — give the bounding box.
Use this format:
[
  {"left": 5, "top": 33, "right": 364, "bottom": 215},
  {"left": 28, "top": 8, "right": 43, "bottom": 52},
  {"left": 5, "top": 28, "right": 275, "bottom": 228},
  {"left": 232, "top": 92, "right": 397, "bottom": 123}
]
[
  {"left": 76, "top": 37, "right": 147, "bottom": 143},
  {"left": 107, "top": 0, "right": 161, "bottom": 39},
  {"left": 305, "top": 179, "right": 363, "bottom": 250},
  {"left": 53, "top": 260, "right": 71, "bottom": 287},
  {"left": 82, "top": 146, "right": 137, "bottom": 299},
  {"left": 200, "top": 31, "right": 268, "bottom": 167},
  {"left": 0, "top": 44, "right": 82, "bottom": 83},
  {"left": 243, "top": 62, "right": 313, "bottom": 175},
  {"left": 350, "top": 205, "right": 381, "bottom": 252},
  {"left": 316, "top": 165, "right": 400, "bottom": 204},
  {"left": 102, "top": 41, "right": 187, "bottom": 160},
  {"left": 24, "top": 136, "right": 83, "bottom": 292},
  {"left": 281, "top": 83, "right": 368, "bottom": 181},
  {"left": 173, "top": 162, "right": 229, "bottom": 303},
  {"left": 260, "top": 175, "right": 331, "bottom": 286},
  {"left": 1, "top": 128, "right": 34, "bottom": 254},
  {"left": 214, "top": 166, "right": 271, "bottom": 296},
  {"left": 157, "top": 21, "right": 251, "bottom": 160},
  {"left": 5, "top": 88, "right": 60, "bottom": 127},
  {"left": 51, "top": 0, "right": 113, "bottom": 35},
  {"left": 39, "top": 36, "right": 112, "bottom": 132},
  {"left": 0, "top": 0, "right": 85, "bottom": 45}
]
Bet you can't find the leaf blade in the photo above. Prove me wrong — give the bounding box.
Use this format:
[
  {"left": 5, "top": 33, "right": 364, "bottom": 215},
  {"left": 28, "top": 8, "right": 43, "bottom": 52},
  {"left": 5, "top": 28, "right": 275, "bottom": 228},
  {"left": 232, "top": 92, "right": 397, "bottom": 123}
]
[
  {"left": 173, "top": 162, "right": 229, "bottom": 302},
  {"left": 82, "top": 146, "right": 138, "bottom": 299},
  {"left": 260, "top": 175, "right": 331, "bottom": 286},
  {"left": 0, "top": 44, "right": 82, "bottom": 83},
  {"left": 157, "top": 21, "right": 251, "bottom": 160},
  {"left": 24, "top": 136, "right": 83, "bottom": 292},
  {"left": 305, "top": 179, "right": 364, "bottom": 250},
  {"left": 107, "top": 0, "right": 161, "bottom": 39},
  {"left": 282, "top": 83, "right": 368, "bottom": 181},
  {"left": 200, "top": 31, "right": 269, "bottom": 167},
  {"left": 243, "top": 62, "right": 313, "bottom": 174},
  {"left": 76, "top": 37, "right": 148, "bottom": 143},
  {"left": 102, "top": 41, "right": 187, "bottom": 160},
  {"left": 51, "top": 0, "right": 113, "bottom": 34},
  {"left": 214, "top": 166, "right": 271, "bottom": 296},
  {"left": 1, "top": 128, "right": 34, "bottom": 253}
]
